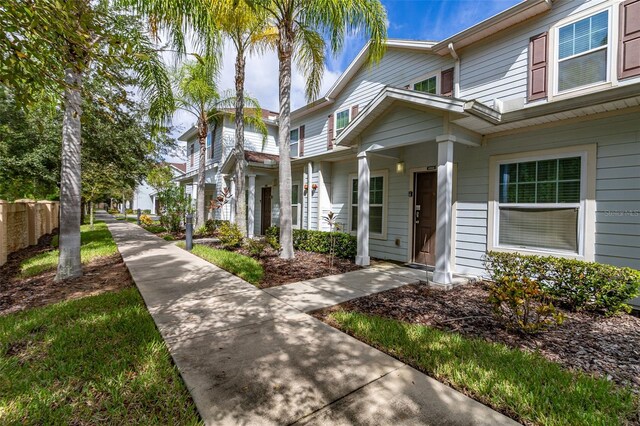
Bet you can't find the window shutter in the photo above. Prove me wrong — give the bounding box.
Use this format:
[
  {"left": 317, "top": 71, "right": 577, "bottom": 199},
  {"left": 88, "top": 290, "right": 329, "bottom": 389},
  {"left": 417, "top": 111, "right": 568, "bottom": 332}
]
[
  {"left": 351, "top": 104, "right": 359, "bottom": 118},
  {"left": 440, "top": 68, "right": 454, "bottom": 97},
  {"left": 299, "top": 125, "right": 305, "bottom": 157},
  {"left": 528, "top": 32, "right": 548, "bottom": 101},
  {"left": 619, "top": 0, "right": 640, "bottom": 79},
  {"left": 327, "top": 114, "right": 334, "bottom": 150}
]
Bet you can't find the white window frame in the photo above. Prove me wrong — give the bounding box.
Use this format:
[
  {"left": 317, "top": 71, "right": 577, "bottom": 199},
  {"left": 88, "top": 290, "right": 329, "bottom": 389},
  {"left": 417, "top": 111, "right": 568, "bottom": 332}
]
[
  {"left": 348, "top": 170, "right": 388, "bottom": 240},
  {"left": 410, "top": 72, "right": 439, "bottom": 95},
  {"left": 290, "top": 127, "right": 300, "bottom": 158},
  {"left": 334, "top": 108, "right": 351, "bottom": 138},
  {"left": 291, "top": 181, "right": 301, "bottom": 229},
  {"left": 487, "top": 145, "right": 596, "bottom": 261},
  {"left": 206, "top": 131, "right": 213, "bottom": 160},
  {"left": 550, "top": 4, "right": 617, "bottom": 99}
]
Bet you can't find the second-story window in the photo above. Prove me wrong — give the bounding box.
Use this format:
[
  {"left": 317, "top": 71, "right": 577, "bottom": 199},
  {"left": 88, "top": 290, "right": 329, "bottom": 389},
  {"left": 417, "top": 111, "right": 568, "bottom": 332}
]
[
  {"left": 189, "top": 143, "right": 195, "bottom": 167},
  {"left": 413, "top": 76, "right": 437, "bottom": 94},
  {"left": 206, "top": 132, "right": 213, "bottom": 159},
  {"left": 557, "top": 10, "right": 609, "bottom": 93},
  {"left": 290, "top": 127, "right": 299, "bottom": 158},
  {"left": 335, "top": 109, "right": 350, "bottom": 136}
]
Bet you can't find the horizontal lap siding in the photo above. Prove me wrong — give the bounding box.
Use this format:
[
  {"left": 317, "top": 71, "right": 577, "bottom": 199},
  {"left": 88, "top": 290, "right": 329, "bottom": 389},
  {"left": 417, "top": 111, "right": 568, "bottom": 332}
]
[
  {"left": 459, "top": 0, "right": 608, "bottom": 105},
  {"left": 454, "top": 112, "right": 640, "bottom": 278}
]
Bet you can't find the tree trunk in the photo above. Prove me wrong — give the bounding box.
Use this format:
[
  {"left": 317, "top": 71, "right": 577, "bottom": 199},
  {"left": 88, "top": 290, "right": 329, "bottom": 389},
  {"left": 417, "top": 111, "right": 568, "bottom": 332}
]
[
  {"left": 196, "top": 117, "right": 208, "bottom": 229},
  {"left": 55, "top": 67, "right": 83, "bottom": 281},
  {"left": 234, "top": 50, "right": 247, "bottom": 236},
  {"left": 90, "top": 200, "right": 94, "bottom": 230},
  {"left": 277, "top": 28, "right": 295, "bottom": 259}
]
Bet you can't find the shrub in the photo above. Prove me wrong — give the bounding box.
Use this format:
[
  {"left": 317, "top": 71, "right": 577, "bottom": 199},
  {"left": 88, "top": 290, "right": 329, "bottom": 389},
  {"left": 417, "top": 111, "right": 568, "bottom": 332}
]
[
  {"left": 125, "top": 208, "right": 134, "bottom": 215},
  {"left": 244, "top": 238, "right": 267, "bottom": 257},
  {"left": 142, "top": 209, "right": 151, "bottom": 214},
  {"left": 194, "top": 225, "right": 208, "bottom": 237},
  {"left": 218, "top": 222, "right": 243, "bottom": 249},
  {"left": 265, "top": 235, "right": 280, "bottom": 251},
  {"left": 485, "top": 251, "right": 640, "bottom": 315},
  {"left": 265, "top": 227, "right": 357, "bottom": 259},
  {"left": 488, "top": 275, "right": 564, "bottom": 334},
  {"left": 139, "top": 214, "right": 153, "bottom": 226},
  {"left": 205, "top": 219, "right": 229, "bottom": 234}
]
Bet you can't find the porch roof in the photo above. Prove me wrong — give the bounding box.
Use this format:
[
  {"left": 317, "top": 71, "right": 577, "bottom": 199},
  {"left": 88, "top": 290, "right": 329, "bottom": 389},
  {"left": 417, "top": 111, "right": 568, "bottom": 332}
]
[{"left": 219, "top": 150, "right": 279, "bottom": 175}]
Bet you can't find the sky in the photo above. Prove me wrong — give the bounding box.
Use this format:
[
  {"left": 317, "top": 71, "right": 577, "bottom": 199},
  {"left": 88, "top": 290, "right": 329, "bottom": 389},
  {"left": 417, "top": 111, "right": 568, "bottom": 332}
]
[{"left": 169, "top": 0, "right": 522, "bottom": 158}]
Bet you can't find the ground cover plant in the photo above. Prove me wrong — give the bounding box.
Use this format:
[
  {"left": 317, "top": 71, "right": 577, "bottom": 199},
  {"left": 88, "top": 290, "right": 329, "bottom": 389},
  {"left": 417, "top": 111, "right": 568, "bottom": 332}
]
[{"left": 178, "top": 242, "right": 263, "bottom": 285}]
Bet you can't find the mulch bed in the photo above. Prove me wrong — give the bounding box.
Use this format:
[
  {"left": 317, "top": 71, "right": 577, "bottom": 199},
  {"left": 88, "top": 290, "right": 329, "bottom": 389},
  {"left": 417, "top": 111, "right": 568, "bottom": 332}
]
[
  {"left": 314, "top": 282, "right": 640, "bottom": 393},
  {"left": 0, "top": 232, "right": 133, "bottom": 316}
]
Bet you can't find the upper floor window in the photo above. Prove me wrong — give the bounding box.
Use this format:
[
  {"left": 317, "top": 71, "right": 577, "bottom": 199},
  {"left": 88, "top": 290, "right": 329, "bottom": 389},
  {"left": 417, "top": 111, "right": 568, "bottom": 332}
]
[
  {"left": 206, "top": 132, "right": 213, "bottom": 159},
  {"left": 335, "top": 109, "right": 350, "bottom": 136},
  {"left": 413, "top": 75, "right": 437, "bottom": 94},
  {"left": 557, "top": 10, "right": 609, "bottom": 92},
  {"left": 290, "top": 128, "right": 299, "bottom": 157}
]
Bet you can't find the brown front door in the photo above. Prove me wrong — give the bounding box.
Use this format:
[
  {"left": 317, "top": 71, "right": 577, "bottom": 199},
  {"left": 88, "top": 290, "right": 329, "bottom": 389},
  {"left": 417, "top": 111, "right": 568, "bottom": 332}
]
[
  {"left": 413, "top": 172, "right": 437, "bottom": 265},
  {"left": 260, "top": 187, "right": 272, "bottom": 235}
]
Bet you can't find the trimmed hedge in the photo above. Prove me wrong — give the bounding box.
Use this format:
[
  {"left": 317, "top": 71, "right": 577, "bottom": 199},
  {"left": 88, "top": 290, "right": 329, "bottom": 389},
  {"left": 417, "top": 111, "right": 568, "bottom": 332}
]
[
  {"left": 484, "top": 251, "right": 640, "bottom": 315},
  {"left": 266, "top": 226, "right": 357, "bottom": 259}
]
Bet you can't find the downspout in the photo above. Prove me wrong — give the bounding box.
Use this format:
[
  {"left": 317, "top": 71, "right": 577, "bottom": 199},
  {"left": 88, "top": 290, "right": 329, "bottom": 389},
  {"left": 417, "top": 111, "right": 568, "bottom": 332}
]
[
  {"left": 448, "top": 43, "right": 460, "bottom": 98},
  {"left": 307, "top": 162, "right": 312, "bottom": 230}
]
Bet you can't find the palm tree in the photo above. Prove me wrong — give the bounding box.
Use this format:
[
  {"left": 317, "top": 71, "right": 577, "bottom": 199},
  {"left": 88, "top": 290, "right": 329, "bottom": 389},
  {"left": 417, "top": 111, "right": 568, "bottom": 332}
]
[{"left": 243, "top": 0, "right": 387, "bottom": 259}]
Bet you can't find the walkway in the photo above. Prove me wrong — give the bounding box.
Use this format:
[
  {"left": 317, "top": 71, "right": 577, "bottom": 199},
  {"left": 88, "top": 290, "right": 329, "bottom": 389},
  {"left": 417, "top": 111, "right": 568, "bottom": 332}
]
[{"left": 102, "top": 213, "right": 517, "bottom": 426}]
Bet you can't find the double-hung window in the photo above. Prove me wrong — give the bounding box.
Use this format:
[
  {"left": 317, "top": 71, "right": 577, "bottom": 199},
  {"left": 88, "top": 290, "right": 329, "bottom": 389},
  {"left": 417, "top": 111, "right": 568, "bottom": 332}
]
[
  {"left": 557, "top": 10, "right": 609, "bottom": 92},
  {"left": 290, "top": 128, "right": 299, "bottom": 158},
  {"left": 335, "top": 109, "right": 350, "bottom": 136},
  {"left": 206, "top": 132, "right": 213, "bottom": 159},
  {"left": 291, "top": 183, "right": 300, "bottom": 228},
  {"left": 496, "top": 155, "right": 584, "bottom": 253},
  {"left": 413, "top": 75, "right": 437, "bottom": 94},
  {"left": 350, "top": 174, "right": 385, "bottom": 236}
]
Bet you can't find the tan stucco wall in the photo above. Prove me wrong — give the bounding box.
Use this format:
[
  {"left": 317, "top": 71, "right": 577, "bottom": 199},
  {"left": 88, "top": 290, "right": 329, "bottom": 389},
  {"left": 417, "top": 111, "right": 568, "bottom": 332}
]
[{"left": 0, "top": 200, "right": 59, "bottom": 266}]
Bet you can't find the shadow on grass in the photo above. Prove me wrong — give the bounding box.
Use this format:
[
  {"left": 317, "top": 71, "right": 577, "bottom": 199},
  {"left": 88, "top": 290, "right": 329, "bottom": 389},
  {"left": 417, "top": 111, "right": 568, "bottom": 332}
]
[{"left": 0, "top": 288, "right": 201, "bottom": 425}]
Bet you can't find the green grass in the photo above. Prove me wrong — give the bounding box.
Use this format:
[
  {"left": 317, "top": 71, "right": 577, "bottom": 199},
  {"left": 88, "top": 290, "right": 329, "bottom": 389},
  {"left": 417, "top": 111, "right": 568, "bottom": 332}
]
[
  {"left": 0, "top": 288, "right": 201, "bottom": 425},
  {"left": 178, "top": 243, "right": 263, "bottom": 285},
  {"left": 20, "top": 221, "right": 117, "bottom": 277},
  {"left": 329, "top": 311, "right": 636, "bottom": 426},
  {"left": 115, "top": 215, "right": 138, "bottom": 223}
]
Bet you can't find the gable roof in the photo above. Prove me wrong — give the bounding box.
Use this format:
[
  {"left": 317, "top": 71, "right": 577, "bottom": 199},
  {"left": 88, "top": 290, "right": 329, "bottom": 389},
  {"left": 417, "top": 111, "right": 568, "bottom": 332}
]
[{"left": 167, "top": 162, "right": 186, "bottom": 173}]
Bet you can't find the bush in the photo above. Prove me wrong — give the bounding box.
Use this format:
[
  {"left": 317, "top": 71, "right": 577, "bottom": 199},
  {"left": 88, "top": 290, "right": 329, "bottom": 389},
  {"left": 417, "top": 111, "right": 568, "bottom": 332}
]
[
  {"left": 125, "top": 208, "right": 134, "bottom": 215},
  {"left": 265, "top": 227, "right": 357, "bottom": 259},
  {"left": 194, "top": 225, "right": 208, "bottom": 237},
  {"left": 142, "top": 209, "right": 151, "bottom": 214},
  {"left": 488, "top": 275, "right": 564, "bottom": 334},
  {"left": 218, "top": 222, "right": 243, "bottom": 249},
  {"left": 139, "top": 214, "right": 153, "bottom": 226},
  {"left": 244, "top": 238, "right": 267, "bottom": 257},
  {"left": 485, "top": 251, "right": 640, "bottom": 315}
]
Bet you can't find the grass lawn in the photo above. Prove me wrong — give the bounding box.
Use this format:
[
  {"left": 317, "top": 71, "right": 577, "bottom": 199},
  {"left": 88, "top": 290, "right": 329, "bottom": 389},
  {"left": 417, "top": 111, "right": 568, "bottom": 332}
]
[
  {"left": 0, "top": 288, "right": 201, "bottom": 424},
  {"left": 115, "top": 215, "right": 138, "bottom": 223},
  {"left": 178, "top": 243, "right": 263, "bottom": 285},
  {"left": 329, "top": 311, "right": 636, "bottom": 426},
  {"left": 20, "top": 221, "right": 117, "bottom": 277}
]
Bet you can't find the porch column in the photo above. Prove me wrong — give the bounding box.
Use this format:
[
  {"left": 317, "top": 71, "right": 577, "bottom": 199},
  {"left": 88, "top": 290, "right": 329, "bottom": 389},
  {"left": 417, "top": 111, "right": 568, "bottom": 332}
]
[
  {"left": 434, "top": 136, "right": 454, "bottom": 284},
  {"left": 230, "top": 177, "right": 236, "bottom": 222},
  {"left": 247, "top": 175, "right": 256, "bottom": 238},
  {"left": 356, "top": 151, "right": 370, "bottom": 266}
]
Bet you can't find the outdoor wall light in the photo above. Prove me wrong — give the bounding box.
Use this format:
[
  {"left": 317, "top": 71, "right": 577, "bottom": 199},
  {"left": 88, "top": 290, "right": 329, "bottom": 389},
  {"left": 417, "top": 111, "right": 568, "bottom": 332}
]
[
  {"left": 396, "top": 161, "right": 405, "bottom": 174},
  {"left": 311, "top": 183, "right": 318, "bottom": 190}
]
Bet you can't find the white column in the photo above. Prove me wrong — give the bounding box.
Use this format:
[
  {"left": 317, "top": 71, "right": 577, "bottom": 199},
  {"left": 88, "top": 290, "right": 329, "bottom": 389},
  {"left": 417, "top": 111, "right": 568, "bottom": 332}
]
[
  {"left": 230, "top": 177, "right": 236, "bottom": 223},
  {"left": 356, "top": 152, "right": 370, "bottom": 266},
  {"left": 434, "top": 137, "right": 454, "bottom": 284},
  {"left": 248, "top": 175, "right": 256, "bottom": 238}
]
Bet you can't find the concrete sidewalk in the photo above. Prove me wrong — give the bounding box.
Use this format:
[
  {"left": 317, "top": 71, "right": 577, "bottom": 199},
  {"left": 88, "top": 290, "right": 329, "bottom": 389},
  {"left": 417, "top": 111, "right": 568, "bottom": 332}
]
[{"left": 102, "top": 212, "right": 517, "bottom": 426}]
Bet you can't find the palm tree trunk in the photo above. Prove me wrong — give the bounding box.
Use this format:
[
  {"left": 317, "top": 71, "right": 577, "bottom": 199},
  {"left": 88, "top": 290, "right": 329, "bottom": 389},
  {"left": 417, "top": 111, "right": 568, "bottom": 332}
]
[
  {"left": 234, "top": 50, "right": 247, "bottom": 236},
  {"left": 55, "top": 67, "right": 83, "bottom": 281},
  {"left": 196, "top": 120, "right": 207, "bottom": 229},
  {"left": 277, "top": 29, "right": 295, "bottom": 259}
]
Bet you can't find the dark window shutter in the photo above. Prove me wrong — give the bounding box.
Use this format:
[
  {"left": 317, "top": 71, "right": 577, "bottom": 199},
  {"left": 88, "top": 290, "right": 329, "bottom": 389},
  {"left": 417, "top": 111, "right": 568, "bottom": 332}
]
[
  {"left": 351, "top": 104, "right": 359, "bottom": 118},
  {"left": 619, "top": 0, "right": 640, "bottom": 79},
  {"left": 441, "top": 68, "right": 454, "bottom": 97},
  {"left": 299, "top": 125, "right": 305, "bottom": 157},
  {"left": 327, "top": 114, "right": 334, "bottom": 150},
  {"left": 528, "top": 32, "right": 548, "bottom": 101}
]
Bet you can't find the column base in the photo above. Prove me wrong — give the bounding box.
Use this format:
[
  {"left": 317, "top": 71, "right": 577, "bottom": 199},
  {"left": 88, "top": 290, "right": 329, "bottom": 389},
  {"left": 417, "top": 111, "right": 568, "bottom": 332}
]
[
  {"left": 355, "top": 255, "right": 370, "bottom": 266},
  {"left": 432, "top": 270, "right": 452, "bottom": 285}
]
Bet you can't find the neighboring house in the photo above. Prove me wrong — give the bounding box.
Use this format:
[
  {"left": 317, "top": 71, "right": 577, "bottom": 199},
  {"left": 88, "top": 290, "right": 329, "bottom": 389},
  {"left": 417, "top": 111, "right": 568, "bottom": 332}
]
[
  {"left": 176, "top": 109, "right": 280, "bottom": 230},
  {"left": 132, "top": 162, "right": 186, "bottom": 214},
  {"left": 179, "top": 0, "right": 640, "bottom": 306}
]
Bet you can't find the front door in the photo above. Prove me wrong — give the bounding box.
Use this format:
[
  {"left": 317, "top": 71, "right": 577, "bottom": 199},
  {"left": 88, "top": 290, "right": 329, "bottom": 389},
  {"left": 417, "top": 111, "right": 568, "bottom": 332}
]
[
  {"left": 260, "top": 187, "right": 272, "bottom": 235},
  {"left": 413, "top": 172, "right": 437, "bottom": 265}
]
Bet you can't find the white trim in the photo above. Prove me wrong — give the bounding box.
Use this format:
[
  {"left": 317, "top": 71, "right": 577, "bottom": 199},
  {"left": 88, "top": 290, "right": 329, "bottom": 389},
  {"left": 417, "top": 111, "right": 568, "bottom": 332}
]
[
  {"left": 487, "top": 144, "right": 597, "bottom": 261},
  {"left": 409, "top": 72, "right": 440, "bottom": 95},
  {"left": 348, "top": 169, "right": 389, "bottom": 240},
  {"left": 334, "top": 107, "right": 352, "bottom": 138}
]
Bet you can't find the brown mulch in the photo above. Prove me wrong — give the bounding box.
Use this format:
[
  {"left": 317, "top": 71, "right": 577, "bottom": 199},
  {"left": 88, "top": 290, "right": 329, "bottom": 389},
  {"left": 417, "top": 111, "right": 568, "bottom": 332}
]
[
  {"left": 0, "top": 232, "right": 133, "bottom": 316},
  {"left": 315, "top": 282, "right": 640, "bottom": 393}
]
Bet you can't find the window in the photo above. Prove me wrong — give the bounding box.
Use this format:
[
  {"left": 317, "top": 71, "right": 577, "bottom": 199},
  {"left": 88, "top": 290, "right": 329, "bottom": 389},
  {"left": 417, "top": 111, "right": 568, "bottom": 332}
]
[
  {"left": 290, "top": 128, "right": 299, "bottom": 158},
  {"left": 335, "top": 109, "right": 350, "bottom": 136},
  {"left": 291, "top": 183, "right": 300, "bottom": 228},
  {"left": 206, "top": 132, "right": 213, "bottom": 159},
  {"left": 350, "top": 175, "right": 385, "bottom": 236},
  {"left": 557, "top": 10, "right": 609, "bottom": 92},
  {"left": 496, "top": 156, "right": 583, "bottom": 253},
  {"left": 413, "top": 76, "right": 437, "bottom": 94},
  {"left": 189, "top": 143, "right": 195, "bottom": 167}
]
